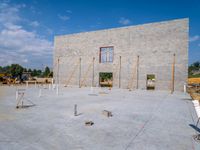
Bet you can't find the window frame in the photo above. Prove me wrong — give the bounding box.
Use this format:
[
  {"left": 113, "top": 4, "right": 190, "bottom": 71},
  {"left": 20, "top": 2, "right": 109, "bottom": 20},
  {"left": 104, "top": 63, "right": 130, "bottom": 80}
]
[{"left": 99, "top": 46, "right": 114, "bottom": 63}]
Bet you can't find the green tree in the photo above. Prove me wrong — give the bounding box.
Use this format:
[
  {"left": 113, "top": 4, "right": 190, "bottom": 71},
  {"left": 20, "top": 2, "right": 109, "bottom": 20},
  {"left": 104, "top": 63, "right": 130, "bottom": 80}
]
[
  {"left": 0, "top": 66, "right": 2, "bottom": 72},
  {"left": 193, "top": 62, "right": 200, "bottom": 68},
  {"left": 28, "top": 68, "right": 32, "bottom": 73},
  {"left": 99, "top": 72, "right": 113, "bottom": 81},
  {"left": 188, "top": 61, "right": 200, "bottom": 78},
  {"left": 43, "top": 66, "right": 50, "bottom": 77},
  {"left": 37, "top": 70, "right": 42, "bottom": 77},
  {"left": 10, "top": 64, "right": 24, "bottom": 77},
  {"left": 48, "top": 71, "right": 53, "bottom": 77},
  {"left": 4, "top": 66, "right": 11, "bottom": 74},
  {"left": 23, "top": 68, "right": 27, "bottom": 72}
]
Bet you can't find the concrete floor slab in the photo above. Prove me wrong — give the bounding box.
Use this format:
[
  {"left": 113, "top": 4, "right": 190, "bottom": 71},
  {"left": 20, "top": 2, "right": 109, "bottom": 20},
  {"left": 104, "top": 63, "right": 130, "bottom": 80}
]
[{"left": 0, "top": 86, "right": 199, "bottom": 150}]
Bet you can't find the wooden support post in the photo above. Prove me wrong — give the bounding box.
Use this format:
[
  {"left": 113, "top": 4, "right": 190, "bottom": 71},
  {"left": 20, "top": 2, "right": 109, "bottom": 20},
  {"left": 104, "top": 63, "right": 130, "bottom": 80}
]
[
  {"left": 79, "top": 58, "right": 81, "bottom": 88},
  {"left": 57, "top": 58, "right": 60, "bottom": 95},
  {"left": 136, "top": 55, "right": 139, "bottom": 89},
  {"left": 92, "top": 57, "right": 95, "bottom": 87},
  {"left": 171, "top": 53, "right": 175, "bottom": 94},
  {"left": 119, "top": 56, "right": 121, "bottom": 88},
  {"left": 57, "top": 58, "right": 60, "bottom": 85}
]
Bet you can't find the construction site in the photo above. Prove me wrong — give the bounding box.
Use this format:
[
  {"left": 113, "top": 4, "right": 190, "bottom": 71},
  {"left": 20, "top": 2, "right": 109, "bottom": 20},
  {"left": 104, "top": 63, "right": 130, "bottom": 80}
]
[{"left": 0, "top": 18, "right": 200, "bottom": 150}]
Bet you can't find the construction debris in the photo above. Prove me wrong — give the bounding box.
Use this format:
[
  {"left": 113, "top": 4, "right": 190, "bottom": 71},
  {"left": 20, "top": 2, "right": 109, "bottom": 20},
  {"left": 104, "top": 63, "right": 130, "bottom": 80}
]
[
  {"left": 85, "top": 121, "right": 94, "bottom": 126},
  {"left": 16, "top": 89, "right": 35, "bottom": 109},
  {"left": 102, "top": 110, "right": 113, "bottom": 117}
]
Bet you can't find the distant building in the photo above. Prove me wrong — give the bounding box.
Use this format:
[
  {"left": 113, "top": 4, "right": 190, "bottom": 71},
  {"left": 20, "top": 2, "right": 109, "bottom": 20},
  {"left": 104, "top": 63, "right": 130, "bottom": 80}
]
[
  {"left": 192, "top": 69, "right": 200, "bottom": 75},
  {"left": 54, "top": 18, "right": 188, "bottom": 91}
]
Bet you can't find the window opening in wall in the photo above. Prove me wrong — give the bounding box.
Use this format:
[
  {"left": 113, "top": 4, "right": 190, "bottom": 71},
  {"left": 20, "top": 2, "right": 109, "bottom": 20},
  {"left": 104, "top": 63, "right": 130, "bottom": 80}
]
[
  {"left": 146, "top": 74, "right": 155, "bottom": 90},
  {"left": 99, "top": 47, "right": 113, "bottom": 63},
  {"left": 99, "top": 72, "right": 113, "bottom": 87}
]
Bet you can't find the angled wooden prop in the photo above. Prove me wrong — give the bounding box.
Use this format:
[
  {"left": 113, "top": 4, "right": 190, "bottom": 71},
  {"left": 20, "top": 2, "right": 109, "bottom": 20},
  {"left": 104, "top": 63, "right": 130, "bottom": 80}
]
[
  {"left": 65, "top": 58, "right": 80, "bottom": 87},
  {"left": 80, "top": 57, "right": 95, "bottom": 87}
]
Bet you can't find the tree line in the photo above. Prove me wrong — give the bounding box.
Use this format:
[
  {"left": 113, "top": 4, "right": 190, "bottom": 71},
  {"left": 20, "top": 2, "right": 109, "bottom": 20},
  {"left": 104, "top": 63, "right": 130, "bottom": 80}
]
[
  {"left": 0, "top": 64, "right": 53, "bottom": 79},
  {"left": 188, "top": 61, "right": 200, "bottom": 78},
  {"left": 0, "top": 61, "right": 199, "bottom": 79}
]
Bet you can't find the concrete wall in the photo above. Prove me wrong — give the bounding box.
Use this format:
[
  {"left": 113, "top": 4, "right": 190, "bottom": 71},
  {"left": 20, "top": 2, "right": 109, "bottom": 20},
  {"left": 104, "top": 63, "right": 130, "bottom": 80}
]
[{"left": 54, "top": 18, "right": 188, "bottom": 91}]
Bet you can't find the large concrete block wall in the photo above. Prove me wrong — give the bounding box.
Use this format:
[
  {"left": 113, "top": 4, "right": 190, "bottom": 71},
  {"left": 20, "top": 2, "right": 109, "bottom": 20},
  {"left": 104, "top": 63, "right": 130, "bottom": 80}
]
[{"left": 54, "top": 18, "right": 188, "bottom": 91}]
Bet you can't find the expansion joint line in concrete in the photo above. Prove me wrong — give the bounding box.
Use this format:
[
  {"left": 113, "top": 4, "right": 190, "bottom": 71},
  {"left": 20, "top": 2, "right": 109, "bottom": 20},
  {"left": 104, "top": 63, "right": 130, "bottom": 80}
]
[
  {"left": 124, "top": 94, "right": 168, "bottom": 150},
  {"left": 186, "top": 101, "right": 196, "bottom": 130},
  {"left": 124, "top": 117, "right": 151, "bottom": 150}
]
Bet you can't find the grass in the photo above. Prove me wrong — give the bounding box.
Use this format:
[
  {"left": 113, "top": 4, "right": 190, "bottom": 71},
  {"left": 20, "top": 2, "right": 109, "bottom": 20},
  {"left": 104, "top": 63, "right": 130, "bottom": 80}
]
[{"left": 188, "top": 77, "right": 200, "bottom": 84}]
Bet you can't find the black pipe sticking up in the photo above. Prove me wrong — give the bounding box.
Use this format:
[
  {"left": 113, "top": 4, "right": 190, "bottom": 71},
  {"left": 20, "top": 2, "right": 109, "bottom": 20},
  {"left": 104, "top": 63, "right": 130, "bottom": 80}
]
[{"left": 74, "top": 104, "right": 77, "bottom": 116}]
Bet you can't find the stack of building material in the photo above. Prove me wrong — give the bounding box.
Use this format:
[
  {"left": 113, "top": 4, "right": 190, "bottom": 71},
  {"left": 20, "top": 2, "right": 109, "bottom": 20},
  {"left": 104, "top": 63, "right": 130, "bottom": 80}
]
[
  {"left": 192, "top": 100, "right": 200, "bottom": 127},
  {"left": 190, "top": 93, "right": 200, "bottom": 101}
]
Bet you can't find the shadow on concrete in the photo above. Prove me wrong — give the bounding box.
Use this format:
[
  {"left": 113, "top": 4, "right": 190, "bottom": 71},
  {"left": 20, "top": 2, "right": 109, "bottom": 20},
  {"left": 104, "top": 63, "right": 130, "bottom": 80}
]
[
  {"left": 75, "top": 113, "right": 83, "bottom": 116},
  {"left": 189, "top": 124, "right": 200, "bottom": 133},
  {"left": 16, "top": 104, "right": 36, "bottom": 109},
  {"left": 181, "top": 98, "right": 192, "bottom": 101}
]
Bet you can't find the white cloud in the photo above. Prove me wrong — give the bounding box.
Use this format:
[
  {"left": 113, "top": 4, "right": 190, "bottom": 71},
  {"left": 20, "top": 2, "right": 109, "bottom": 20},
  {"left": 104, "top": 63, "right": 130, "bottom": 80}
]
[
  {"left": 30, "top": 21, "right": 39, "bottom": 27},
  {"left": 0, "top": 2, "right": 53, "bottom": 67},
  {"left": 58, "top": 14, "right": 70, "bottom": 21},
  {"left": 66, "top": 10, "right": 72, "bottom": 13},
  {"left": 189, "top": 35, "right": 199, "bottom": 42},
  {"left": 119, "top": 17, "right": 131, "bottom": 25},
  {"left": 0, "top": 2, "right": 21, "bottom": 25}
]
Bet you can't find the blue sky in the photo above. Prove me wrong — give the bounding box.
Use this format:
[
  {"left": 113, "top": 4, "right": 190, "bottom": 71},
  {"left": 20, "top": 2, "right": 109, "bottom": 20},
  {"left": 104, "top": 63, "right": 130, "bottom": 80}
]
[{"left": 0, "top": 0, "right": 199, "bottom": 69}]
